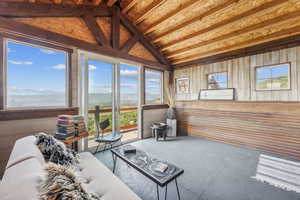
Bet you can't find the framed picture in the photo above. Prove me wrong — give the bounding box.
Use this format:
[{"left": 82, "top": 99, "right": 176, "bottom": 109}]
[
  {"left": 199, "top": 88, "right": 235, "bottom": 100},
  {"left": 176, "top": 77, "right": 190, "bottom": 94}
]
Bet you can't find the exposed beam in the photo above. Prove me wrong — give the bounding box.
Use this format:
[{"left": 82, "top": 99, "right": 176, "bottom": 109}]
[
  {"left": 174, "top": 33, "right": 300, "bottom": 68},
  {"left": 152, "top": 0, "right": 238, "bottom": 43},
  {"left": 144, "top": 0, "right": 201, "bottom": 34},
  {"left": 107, "top": 0, "right": 118, "bottom": 7},
  {"left": 134, "top": 0, "right": 166, "bottom": 25},
  {"left": 120, "top": 37, "right": 138, "bottom": 53},
  {"left": 112, "top": 6, "right": 120, "bottom": 49},
  {"left": 120, "top": 13, "right": 171, "bottom": 66},
  {"left": 173, "top": 25, "right": 300, "bottom": 65},
  {"left": 0, "top": 17, "right": 170, "bottom": 70},
  {"left": 161, "top": 0, "right": 288, "bottom": 51},
  {"left": 93, "top": 0, "right": 102, "bottom": 6},
  {"left": 167, "top": 10, "right": 300, "bottom": 59},
  {"left": 82, "top": 14, "right": 109, "bottom": 47},
  {"left": 122, "top": 0, "right": 138, "bottom": 13},
  {"left": 28, "top": 0, "right": 36, "bottom": 3},
  {"left": 0, "top": 2, "right": 112, "bottom": 17}
]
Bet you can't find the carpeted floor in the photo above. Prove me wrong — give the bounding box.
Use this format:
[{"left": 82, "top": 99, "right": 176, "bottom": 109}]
[{"left": 94, "top": 136, "right": 300, "bottom": 200}]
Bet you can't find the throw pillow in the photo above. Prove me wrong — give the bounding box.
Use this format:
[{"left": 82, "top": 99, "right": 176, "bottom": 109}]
[
  {"left": 40, "top": 163, "right": 100, "bottom": 200},
  {"left": 35, "top": 132, "right": 79, "bottom": 167}
]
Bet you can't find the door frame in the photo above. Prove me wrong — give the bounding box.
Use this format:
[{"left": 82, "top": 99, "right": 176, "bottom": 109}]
[{"left": 78, "top": 50, "right": 142, "bottom": 151}]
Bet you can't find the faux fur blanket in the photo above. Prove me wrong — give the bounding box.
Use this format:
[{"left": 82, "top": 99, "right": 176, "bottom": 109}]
[
  {"left": 40, "top": 163, "right": 100, "bottom": 200},
  {"left": 35, "top": 133, "right": 79, "bottom": 167}
]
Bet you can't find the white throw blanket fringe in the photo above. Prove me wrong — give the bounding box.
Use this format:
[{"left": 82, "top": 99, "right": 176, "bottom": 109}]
[{"left": 252, "top": 154, "right": 300, "bottom": 193}]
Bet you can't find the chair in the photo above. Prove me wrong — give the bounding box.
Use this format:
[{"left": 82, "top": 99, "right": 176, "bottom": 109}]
[{"left": 94, "top": 105, "right": 123, "bottom": 154}]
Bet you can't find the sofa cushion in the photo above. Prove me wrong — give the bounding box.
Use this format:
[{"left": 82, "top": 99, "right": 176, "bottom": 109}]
[
  {"left": 0, "top": 158, "right": 44, "bottom": 200},
  {"left": 78, "top": 152, "right": 141, "bottom": 200},
  {"left": 6, "top": 136, "right": 45, "bottom": 169}
]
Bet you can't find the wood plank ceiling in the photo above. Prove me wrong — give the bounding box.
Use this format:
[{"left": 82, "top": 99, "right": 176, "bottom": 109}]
[{"left": 3, "top": 0, "right": 300, "bottom": 68}]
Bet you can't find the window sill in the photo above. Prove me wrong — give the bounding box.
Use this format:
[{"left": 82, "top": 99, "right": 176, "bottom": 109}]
[{"left": 0, "top": 107, "right": 79, "bottom": 121}]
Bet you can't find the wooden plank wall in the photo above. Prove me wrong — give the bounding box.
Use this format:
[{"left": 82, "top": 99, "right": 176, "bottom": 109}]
[
  {"left": 174, "top": 46, "right": 300, "bottom": 101},
  {"left": 174, "top": 46, "right": 300, "bottom": 160}
]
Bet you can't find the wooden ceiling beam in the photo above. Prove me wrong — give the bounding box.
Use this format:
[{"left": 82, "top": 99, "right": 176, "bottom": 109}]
[
  {"left": 122, "top": 0, "right": 138, "bottom": 13},
  {"left": 134, "top": 0, "right": 167, "bottom": 25},
  {"left": 144, "top": 0, "right": 200, "bottom": 35},
  {"left": 166, "top": 10, "right": 300, "bottom": 59},
  {"left": 28, "top": 0, "right": 36, "bottom": 3},
  {"left": 82, "top": 14, "right": 109, "bottom": 47},
  {"left": 120, "top": 13, "right": 171, "bottom": 66},
  {"left": 152, "top": 0, "right": 238, "bottom": 43},
  {"left": 120, "top": 36, "right": 138, "bottom": 53},
  {"left": 0, "top": 2, "right": 112, "bottom": 17},
  {"left": 174, "top": 33, "right": 300, "bottom": 69},
  {"left": 92, "top": 0, "right": 102, "bottom": 6},
  {"left": 0, "top": 17, "right": 170, "bottom": 71},
  {"left": 112, "top": 6, "right": 120, "bottom": 49},
  {"left": 107, "top": 0, "right": 118, "bottom": 7},
  {"left": 161, "top": 0, "right": 288, "bottom": 51},
  {"left": 173, "top": 25, "right": 300, "bottom": 65}
]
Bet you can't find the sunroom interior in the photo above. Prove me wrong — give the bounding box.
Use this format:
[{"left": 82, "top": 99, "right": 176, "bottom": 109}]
[{"left": 0, "top": 0, "right": 300, "bottom": 200}]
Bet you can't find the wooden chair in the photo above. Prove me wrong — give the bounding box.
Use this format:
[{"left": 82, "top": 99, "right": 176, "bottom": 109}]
[{"left": 94, "top": 106, "right": 123, "bottom": 154}]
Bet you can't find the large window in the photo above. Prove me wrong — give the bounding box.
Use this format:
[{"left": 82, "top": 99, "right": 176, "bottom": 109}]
[
  {"left": 207, "top": 72, "right": 228, "bottom": 89},
  {"left": 145, "top": 69, "right": 162, "bottom": 104},
  {"left": 256, "top": 63, "right": 290, "bottom": 90},
  {"left": 5, "top": 40, "right": 69, "bottom": 108}
]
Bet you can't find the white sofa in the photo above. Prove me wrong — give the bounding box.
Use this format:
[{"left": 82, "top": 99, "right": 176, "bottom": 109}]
[{"left": 0, "top": 136, "right": 141, "bottom": 200}]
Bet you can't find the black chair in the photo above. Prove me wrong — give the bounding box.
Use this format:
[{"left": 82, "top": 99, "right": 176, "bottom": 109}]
[{"left": 94, "top": 106, "right": 123, "bottom": 154}]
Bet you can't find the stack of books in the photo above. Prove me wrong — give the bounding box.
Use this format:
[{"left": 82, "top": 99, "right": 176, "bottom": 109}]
[
  {"left": 55, "top": 115, "right": 76, "bottom": 140},
  {"left": 72, "top": 115, "right": 87, "bottom": 136}
]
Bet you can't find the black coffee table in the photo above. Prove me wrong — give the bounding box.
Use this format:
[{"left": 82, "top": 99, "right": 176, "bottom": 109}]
[{"left": 111, "top": 145, "right": 184, "bottom": 200}]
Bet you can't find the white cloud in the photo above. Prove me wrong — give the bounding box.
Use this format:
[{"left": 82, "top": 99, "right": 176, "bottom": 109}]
[
  {"left": 89, "top": 65, "right": 97, "bottom": 71},
  {"left": 9, "top": 60, "right": 33, "bottom": 65},
  {"left": 51, "top": 64, "right": 66, "bottom": 70},
  {"left": 120, "top": 69, "right": 137, "bottom": 77},
  {"left": 40, "top": 49, "right": 56, "bottom": 54},
  {"left": 121, "top": 83, "right": 137, "bottom": 88}
]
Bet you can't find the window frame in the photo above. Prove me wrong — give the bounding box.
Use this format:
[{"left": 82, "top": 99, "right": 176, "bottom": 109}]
[
  {"left": 0, "top": 33, "right": 73, "bottom": 111},
  {"left": 207, "top": 71, "right": 228, "bottom": 89},
  {"left": 144, "top": 67, "right": 164, "bottom": 105},
  {"left": 255, "top": 62, "right": 291, "bottom": 91}
]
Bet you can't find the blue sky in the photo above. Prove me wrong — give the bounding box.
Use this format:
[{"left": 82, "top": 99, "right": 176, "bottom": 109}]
[{"left": 7, "top": 41, "right": 66, "bottom": 94}]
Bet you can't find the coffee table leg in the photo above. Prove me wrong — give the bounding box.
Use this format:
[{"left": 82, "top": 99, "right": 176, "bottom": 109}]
[
  {"left": 112, "top": 155, "right": 117, "bottom": 173},
  {"left": 165, "top": 184, "right": 168, "bottom": 200},
  {"left": 156, "top": 184, "right": 159, "bottom": 200},
  {"left": 175, "top": 178, "right": 181, "bottom": 200}
]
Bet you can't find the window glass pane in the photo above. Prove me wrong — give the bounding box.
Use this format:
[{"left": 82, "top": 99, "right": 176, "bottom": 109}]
[
  {"left": 207, "top": 72, "right": 228, "bottom": 89},
  {"left": 256, "top": 64, "right": 289, "bottom": 90},
  {"left": 271, "top": 64, "right": 289, "bottom": 79},
  {"left": 257, "top": 67, "right": 271, "bottom": 80},
  {"left": 272, "top": 77, "right": 289, "bottom": 89},
  {"left": 145, "top": 69, "right": 162, "bottom": 104},
  {"left": 88, "top": 60, "right": 113, "bottom": 110},
  {"left": 7, "top": 41, "right": 67, "bottom": 108},
  {"left": 256, "top": 79, "right": 272, "bottom": 90}
]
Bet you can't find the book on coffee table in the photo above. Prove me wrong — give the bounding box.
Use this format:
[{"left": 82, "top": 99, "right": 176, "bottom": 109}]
[
  {"left": 153, "top": 162, "right": 169, "bottom": 173},
  {"left": 122, "top": 145, "right": 136, "bottom": 154}
]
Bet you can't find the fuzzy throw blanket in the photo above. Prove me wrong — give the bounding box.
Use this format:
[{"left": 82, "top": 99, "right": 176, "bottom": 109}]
[
  {"left": 35, "top": 133, "right": 79, "bottom": 167},
  {"left": 40, "top": 163, "right": 100, "bottom": 200}
]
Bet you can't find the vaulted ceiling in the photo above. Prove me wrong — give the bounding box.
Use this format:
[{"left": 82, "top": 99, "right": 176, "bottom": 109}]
[{"left": 1, "top": 0, "right": 300, "bottom": 69}]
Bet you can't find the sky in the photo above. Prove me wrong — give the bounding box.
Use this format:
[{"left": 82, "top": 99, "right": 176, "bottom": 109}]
[{"left": 7, "top": 41, "right": 67, "bottom": 94}]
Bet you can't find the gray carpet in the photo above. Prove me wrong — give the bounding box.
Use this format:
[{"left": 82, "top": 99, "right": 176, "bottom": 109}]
[{"left": 94, "top": 136, "right": 300, "bottom": 200}]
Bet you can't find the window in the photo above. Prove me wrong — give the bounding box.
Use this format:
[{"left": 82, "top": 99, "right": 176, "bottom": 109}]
[
  {"left": 145, "top": 69, "right": 162, "bottom": 104},
  {"left": 207, "top": 72, "right": 228, "bottom": 89},
  {"left": 5, "top": 40, "right": 69, "bottom": 108},
  {"left": 256, "top": 63, "right": 290, "bottom": 90}
]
